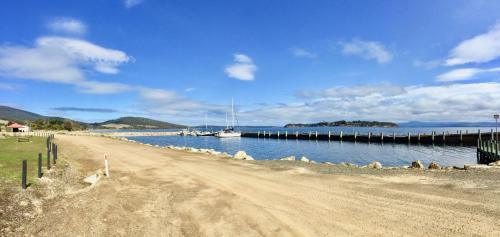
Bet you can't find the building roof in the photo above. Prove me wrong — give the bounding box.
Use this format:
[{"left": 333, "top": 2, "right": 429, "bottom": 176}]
[{"left": 7, "top": 123, "right": 24, "bottom": 128}]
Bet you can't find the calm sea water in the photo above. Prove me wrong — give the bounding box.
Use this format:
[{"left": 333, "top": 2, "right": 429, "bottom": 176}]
[{"left": 120, "top": 126, "right": 494, "bottom": 167}]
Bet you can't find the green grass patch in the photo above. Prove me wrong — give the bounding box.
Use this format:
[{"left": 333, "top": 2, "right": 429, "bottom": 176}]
[{"left": 0, "top": 136, "right": 47, "bottom": 183}]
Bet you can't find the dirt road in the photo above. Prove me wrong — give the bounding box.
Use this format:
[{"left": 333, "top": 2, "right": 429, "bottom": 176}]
[{"left": 25, "top": 135, "right": 500, "bottom": 236}]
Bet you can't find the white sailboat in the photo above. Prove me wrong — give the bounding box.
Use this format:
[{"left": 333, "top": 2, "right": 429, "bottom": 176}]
[{"left": 215, "top": 99, "right": 241, "bottom": 138}]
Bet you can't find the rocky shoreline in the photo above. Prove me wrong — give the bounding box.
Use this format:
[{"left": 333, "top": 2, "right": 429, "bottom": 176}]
[{"left": 116, "top": 136, "right": 500, "bottom": 172}]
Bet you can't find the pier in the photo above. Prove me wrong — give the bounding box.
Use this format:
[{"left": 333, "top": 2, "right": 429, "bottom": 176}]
[
  {"left": 243, "top": 129, "right": 499, "bottom": 146},
  {"left": 477, "top": 140, "right": 500, "bottom": 164}
]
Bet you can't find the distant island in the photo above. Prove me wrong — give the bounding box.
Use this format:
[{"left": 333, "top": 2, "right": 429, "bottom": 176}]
[{"left": 284, "top": 120, "right": 399, "bottom": 128}]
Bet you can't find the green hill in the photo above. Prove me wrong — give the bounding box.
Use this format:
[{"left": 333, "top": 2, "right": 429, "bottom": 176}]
[
  {"left": 0, "top": 105, "right": 45, "bottom": 121},
  {"left": 94, "top": 117, "right": 186, "bottom": 129}
]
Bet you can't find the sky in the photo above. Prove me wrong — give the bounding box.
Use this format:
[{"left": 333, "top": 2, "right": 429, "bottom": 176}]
[{"left": 1, "top": 0, "right": 500, "bottom": 125}]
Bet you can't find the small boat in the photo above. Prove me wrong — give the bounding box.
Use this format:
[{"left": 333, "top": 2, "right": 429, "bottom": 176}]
[{"left": 215, "top": 99, "right": 241, "bottom": 138}]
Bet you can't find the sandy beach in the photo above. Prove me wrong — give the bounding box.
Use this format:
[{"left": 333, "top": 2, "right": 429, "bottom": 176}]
[{"left": 19, "top": 134, "right": 500, "bottom": 236}]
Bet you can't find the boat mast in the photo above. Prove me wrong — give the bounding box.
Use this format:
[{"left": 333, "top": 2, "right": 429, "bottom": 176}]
[
  {"left": 205, "top": 113, "right": 208, "bottom": 130},
  {"left": 225, "top": 112, "right": 229, "bottom": 129},
  {"left": 231, "top": 98, "right": 235, "bottom": 129}
]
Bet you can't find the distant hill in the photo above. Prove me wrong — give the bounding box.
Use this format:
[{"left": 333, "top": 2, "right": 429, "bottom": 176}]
[
  {"left": 285, "top": 120, "right": 399, "bottom": 128},
  {"left": 94, "top": 117, "right": 186, "bottom": 129},
  {"left": 0, "top": 105, "right": 46, "bottom": 121},
  {"left": 0, "top": 106, "right": 185, "bottom": 130}
]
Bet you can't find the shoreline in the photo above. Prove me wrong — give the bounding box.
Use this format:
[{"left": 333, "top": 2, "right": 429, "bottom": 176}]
[{"left": 8, "top": 133, "right": 500, "bottom": 236}]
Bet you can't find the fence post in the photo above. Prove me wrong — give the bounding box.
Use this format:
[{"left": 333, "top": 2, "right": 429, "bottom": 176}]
[
  {"left": 104, "top": 155, "right": 110, "bottom": 177},
  {"left": 47, "top": 149, "right": 51, "bottom": 170},
  {"left": 52, "top": 143, "right": 56, "bottom": 164},
  {"left": 22, "top": 160, "right": 27, "bottom": 190},
  {"left": 38, "top": 153, "right": 42, "bottom": 178}
]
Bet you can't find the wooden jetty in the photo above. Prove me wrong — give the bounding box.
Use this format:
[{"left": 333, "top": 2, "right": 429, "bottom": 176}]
[
  {"left": 477, "top": 140, "right": 500, "bottom": 164},
  {"left": 243, "top": 129, "right": 499, "bottom": 146}
]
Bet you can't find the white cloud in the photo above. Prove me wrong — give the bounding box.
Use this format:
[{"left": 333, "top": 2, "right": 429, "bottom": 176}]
[
  {"left": 0, "top": 36, "right": 131, "bottom": 94},
  {"left": 225, "top": 53, "right": 257, "bottom": 81},
  {"left": 436, "top": 67, "right": 500, "bottom": 82},
  {"left": 290, "top": 47, "right": 317, "bottom": 58},
  {"left": 125, "top": 0, "right": 144, "bottom": 8},
  {"left": 445, "top": 23, "right": 500, "bottom": 66},
  {"left": 340, "top": 39, "right": 393, "bottom": 64},
  {"left": 296, "top": 84, "right": 406, "bottom": 99},
  {"left": 239, "top": 83, "right": 500, "bottom": 124},
  {"left": 47, "top": 18, "right": 87, "bottom": 35}
]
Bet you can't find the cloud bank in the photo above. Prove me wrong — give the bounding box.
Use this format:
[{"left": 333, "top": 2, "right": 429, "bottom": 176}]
[
  {"left": 0, "top": 36, "right": 131, "bottom": 94},
  {"left": 52, "top": 107, "right": 118, "bottom": 113}
]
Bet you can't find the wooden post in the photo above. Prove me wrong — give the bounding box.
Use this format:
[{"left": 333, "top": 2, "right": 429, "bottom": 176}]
[
  {"left": 381, "top": 132, "right": 384, "bottom": 142},
  {"left": 104, "top": 155, "right": 110, "bottom": 178},
  {"left": 432, "top": 131, "right": 435, "bottom": 143},
  {"left": 309, "top": 131, "right": 311, "bottom": 139},
  {"left": 460, "top": 130, "right": 463, "bottom": 143},
  {"left": 296, "top": 131, "right": 298, "bottom": 139},
  {"left": 408, "top": 132, "right": 411, "bottom": 142},
  {"left": 285, "top": 131, "right": 288, "bottom": 139},
  {"left": 52, "top": 144, "right": 56, "bottom": 164},
  {"left": 38, "top": 153, "right": 42, "bottom": 178},
  {"left": 368, "top": 132, "right": 371, "bottom": 142},
  {"left": 393, "top": 132, "right": 396, "bottom": 142},
  {"left": 47, "top": 149, "right": 51, "bottom": 170},
  {"left": 328, "top": 131, "right": 331, "bottom": 140},
  {"left": 443, "top": 131, "right": 446, "bottom": 144},
  {"left": 277, "top": 131, "right": 280, "bottom": 139},
  {"left": 257, "top": 131, "right": 260, "bottom": 137},
  {"left": 478, "top": 129, "right": 482, "bottom": 141},
  {"left": 315, "top": 131, "right": 318, "bottom": 140},
  {"left": 263, "top": 131, "right": 265, "bottom": 137},
  {"left": 491, "top": 129, "right": 494, "bottom": 141},
  {"left": 354, "top": 132, "right": 357, "bottom": 141},
  {"left": 418, "top": 133, "right": 421, "bottom": 142},
  {"left": 22, "top": 160, "right": 27, "bottom": 190},
  {"left": 340, "top": 131, "right": 343, "bottom": 140}
]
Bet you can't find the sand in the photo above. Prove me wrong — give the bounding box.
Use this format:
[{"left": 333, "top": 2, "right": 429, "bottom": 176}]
[{"left": 23, "top": 135, "right": 500, "bottom": 236}]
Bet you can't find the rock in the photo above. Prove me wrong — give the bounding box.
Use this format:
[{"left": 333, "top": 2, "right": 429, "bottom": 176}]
[
  {"left": 310, "top": 160, "right": 317, "bottom": 164},
  {"left": 444, "top": 166, "right": 454, "bottom": 170},
  {"left": 300, "top": 156, "right": 310, "bottom": 162},
  {"left": 428, "top": 162, "right": 441, "bottom": 170},
  {"left": 367, "top": 161, "right": 382, "bottom": 169},
  {"left": 324, "top": 162, "right": 334, "bottom": 165},
  {"left": 489, "top": 160, "right": 500, "bottom": 166},
  {"left": 340, "top": 162, "right": 357, "bottom": 167},
  {"left": 464, "top": 164, "right": 492, "bottom": 170},
  {"left": 411, "top": 160, "right": 424, "bottom": 169},
  {"left": 280, "top": 156, "right": 296, "bottom": 161},
  {"left": 401, "top": 166, "right": 410, "bottom": 169},
  {"left": 233, "top": 151, "right": 253, "bottom": 160},
  {"left": 83, "top": 173, "right": 101, "bottom": 186}
]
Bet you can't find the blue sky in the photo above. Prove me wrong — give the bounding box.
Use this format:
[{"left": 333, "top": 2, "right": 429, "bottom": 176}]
[{"left": 1, "top": 0, "right": 500, "bottom": 125}]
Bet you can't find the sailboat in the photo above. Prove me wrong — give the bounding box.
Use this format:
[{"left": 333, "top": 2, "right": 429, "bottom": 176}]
[
  {"left": 198, "top": 113, "right": 215, "bottom": 136},
  {"left": 215, "top": 99, "right": 241, "bottom": 138}
]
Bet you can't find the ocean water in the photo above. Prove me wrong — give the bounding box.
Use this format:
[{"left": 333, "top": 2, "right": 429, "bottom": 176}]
[{"left": 125, "top": 130, "right": 484, "bottom": 167}]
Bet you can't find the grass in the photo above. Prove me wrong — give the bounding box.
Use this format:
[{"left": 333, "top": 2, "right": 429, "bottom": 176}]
[{"left": 0, "top": 136, "right": 48, "bottom": 183}]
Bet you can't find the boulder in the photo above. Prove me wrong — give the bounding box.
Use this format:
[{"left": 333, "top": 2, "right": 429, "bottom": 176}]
[
  {"left": 367, "top": 161, "right": 382, "bottom": 169},
  {"left": 340, "top": 162, "right": 357, "bottom": 167},
  {"left": 233, "top": 151, "right": 254, "bottom": 160},
  {"left": 428, "top": 162, "right": 441, "bottom": 170},
  {"left": 300, "top": 156, "right": 310, "bottom": 162},
  {"left": 489, "top": 160, "right": 500, "bottom": 166},
  {"left": 83, "top": 173, "right": 101, "bottom": 186},
  {"left": 280, "top": 156, "right": 296, "bottom": 161},
  {"left": 323, "top": 162, "right": 334, "bottom": 165},
  {"left": 411, "top": 160, "right": 424, "bottom": 169},
  {"left": 464, "top": 164, "right": 493, "bottom": 170}
]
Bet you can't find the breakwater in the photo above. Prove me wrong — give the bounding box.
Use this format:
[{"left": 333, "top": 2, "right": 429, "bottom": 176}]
[{"left": 242, "top": 129, "right": 499, "bottom": 146}]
